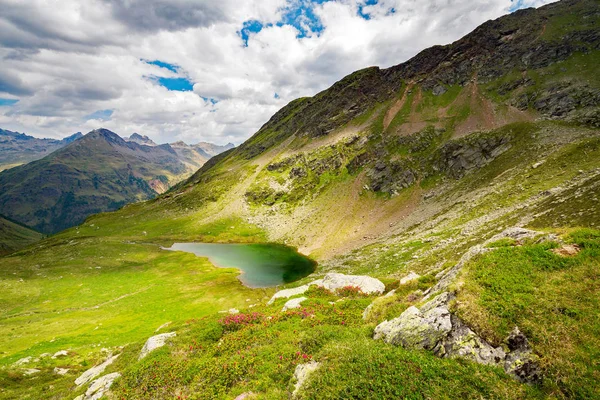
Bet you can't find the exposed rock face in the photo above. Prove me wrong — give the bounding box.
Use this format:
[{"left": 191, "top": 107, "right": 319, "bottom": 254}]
[
  {"left": 503, "top": 327, "right": 541, "bottom": 384},
  {"left": 76, "top": 372, "right": 121, "bottom": 400},
  {"left": 282, "top": 297, "right": 308, "bottom": 312},
  {"left": 75, "top": 354, "right": 120, "bottom": 386},
  {"left": 139, "top": 332, "right": 176, "bottom": 360},
  {"left": 23, "top": 368, "right": 40, "bottom": 376},
  {"left": 374, "top": 293, "right": 453, "bottom": 349},
  {"left": 374, "top": 293, "right": 540, "bottom": 383},
  {"left": 13, "top": 356, "right": 32, "bottom": 366},
  {"left": 292, "top": 361, "right": 320, "bottom": 397},
  {"left": 317, "top": 273, "right": 385, "bottom": 295},
  {"left": 437, "top": 135, "right": 512, "bottom": 179}
]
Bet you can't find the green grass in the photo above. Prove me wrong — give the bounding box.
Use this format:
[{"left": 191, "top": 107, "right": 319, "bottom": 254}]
[
  {"left": 0, "top": 216, "right": 43, "bottom": 256},
  {"left": 107, "top": 288, "right": 536, "bottom": 400},
  {"left": 455, "top": 228, "right": 600, "bottom": 399}
]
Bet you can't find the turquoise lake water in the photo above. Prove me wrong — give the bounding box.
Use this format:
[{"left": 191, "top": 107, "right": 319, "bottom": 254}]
[{"left": 164, "top": 243, "right": 316, "bottom": 288}]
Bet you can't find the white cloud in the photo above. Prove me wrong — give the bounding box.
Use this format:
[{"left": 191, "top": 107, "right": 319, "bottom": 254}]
[{"left": 0, "top": 0, "right": 557, "bottom": 145}]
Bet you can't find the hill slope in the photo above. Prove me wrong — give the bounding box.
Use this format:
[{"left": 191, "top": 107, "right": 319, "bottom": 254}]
[
  {"left": 0, "top": 215, "right": 43, "bottom": 256},
  {"left": 0, "top": 129, "right": 82, "bottom": 171},
  {"left": 0, "top": 1, "right": 598, "bottom": 399},
  {"left": 0, "top": 129, "right": 209, "bottom": 234}
]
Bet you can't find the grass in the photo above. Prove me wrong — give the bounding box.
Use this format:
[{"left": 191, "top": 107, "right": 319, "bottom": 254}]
[
  {"left": 0, "top": 216, "right": 43, "bottom": 256},
  {"left": 107, "top": 288, "right": 537, "bottom": 400},
  {"left": 455, "top": 228, "right": 600, "bottom": 399}
]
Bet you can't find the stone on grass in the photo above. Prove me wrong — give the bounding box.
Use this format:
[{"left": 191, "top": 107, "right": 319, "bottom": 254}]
[
  {"left": 14, "top": 356, "right": 32, "bottom": 366},
  {"left": 282, "top": 297, "right": 307, "bottom": 312},
  {"left": 139, "top": 332, "right": 176, "bottom": 360},
  {"left": 75, "top": 354, "right": 120, "bottom": 386},
  {"left": 292, "top": 361, "right": 320, "bottom": 397},
  {"left": 54, "top": 367, "right": 69, "bottom": 375},
  {"left": 268, "top": 285, "right": 310, "bottom": 305},
  {"left": 400, "top": 272, "right": 420, "bottom": 285},
  {"left": 23, "top": 368, "right": 40, "bottom": 376},
  {"left": 52, "top": 350, "right": 68, "bottom": 359},
  {"left": 316, "top": 273, "right": 385, "bottom": 295}
]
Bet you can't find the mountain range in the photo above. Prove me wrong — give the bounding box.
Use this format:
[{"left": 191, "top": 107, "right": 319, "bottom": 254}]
[
  {"left": 0, "top": 1, "right": 599, "bottom": 399},
  {"left": 0, "top": 129, "right": 232, "bottom": 234},
  {"left": 0, "top": 129, "right": 82, "bottom": 171}
]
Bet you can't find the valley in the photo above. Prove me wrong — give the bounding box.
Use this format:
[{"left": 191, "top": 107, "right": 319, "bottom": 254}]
[{"left": 0, "top": 0, "right": 599, "bottom": 399}]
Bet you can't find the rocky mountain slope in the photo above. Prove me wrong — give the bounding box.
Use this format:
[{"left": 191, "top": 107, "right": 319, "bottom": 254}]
[
  {"left": 0, "top": 129, "right": 82, "bottom": 171},
  {"left": 0, "top": 1, "right": 598, "bottom": 399},
  {"left": 0, "top": 129, "right": 209, "bottom": 234}
]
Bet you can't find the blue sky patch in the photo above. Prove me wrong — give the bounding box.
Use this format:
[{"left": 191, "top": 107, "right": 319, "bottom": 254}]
[
  {"left": 0, "top": 98, "right": 18, "bottom": 106},
  {"left": 274, "top": 93, "right": 280, "bottom": 99},
  {"left": 358, "top": 0, "right": 378, "bottom": 20},
  {"left": 201, "top": 96, "right": 219, "bottom": 105},
  {"left": 86, "top": 109, "right": 113, "bottom": 121},
  {"left": 278, "top": 0, "right": 330, "bottom": 38},
  {"left": 239, "top": 20, "right": 265, "bottom": 46},
  {"left": 144, "top": 59, "right": 180, "bottom": 73},
  {"left": 155, "top": 77, "right": 194, "bottom": 91}
]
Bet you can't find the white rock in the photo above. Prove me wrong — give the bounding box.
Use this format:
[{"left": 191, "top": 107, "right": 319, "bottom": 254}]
[
  {"left": 282, "top": 297, "right": 307, "bottom": 312},
  {"left": 228, "top": 308, "right": 239, "bottom": 314},
  {"left": 40, "top": 353, "right": 52, "bottom": 358},
  {"left": 292, "top": 361, "right": 320, "bottom": 397},
  {"left": 400, "top": 272, "right": 420, "bottom": 285},
  {"left": 268, "top": 285, "right": 310, "bottom": 305},
  {"left": 83, "top": 372, "right": 121, "bottom": 400},
  {"left": 139, "top": 332, "right": 176, "bottom": 360},
  {"left": 52, "top": 350, "right": 68, "bottom": 359},
  {"left": 14, "top": 356, "right": 32, "bottom": 366},
  {"left": 384, "top": 289, "right": 396, "bottom": 297},
  {"left": 23, "top": 368, "right": 40, "bottom": 376},
  {"left": 317, "top": 273, "right": 385, "bottom": 295},
  {"left": 75, "top": 354, "right": 120, "bottom": 386},
  {"left": 54, "top": 367, "right": 69, "bottom": 375}
]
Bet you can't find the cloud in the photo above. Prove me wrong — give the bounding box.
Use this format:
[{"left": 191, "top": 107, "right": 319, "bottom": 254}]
[
  {"left": 103, "top": 0, "right": 229, "bottom": 32},
  {"left": 0, "top": 0, "right": 558, "bottom": 145}
]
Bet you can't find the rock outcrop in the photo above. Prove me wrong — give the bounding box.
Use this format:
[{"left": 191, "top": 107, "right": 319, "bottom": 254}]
[
  {"left": 75, "top": 372, "right": 121, "bottom": 400},
  {"left": 139, "top": 332, "right": 176, "bottom": 360},
  {"left": 75, "top": 354, "right": 120, "bottom": 386},
  {"left": 374, "top": 293, "right": 540, "bottom": 383}
]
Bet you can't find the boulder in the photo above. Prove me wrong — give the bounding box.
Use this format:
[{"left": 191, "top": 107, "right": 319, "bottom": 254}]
[
  {"left": 282, "top": 297, "right": 308, "bottom": 312},
  {"left": 75, "top": 354, "right": 120, "bottom": 386},
  {"left": 139, "top": 332, "right": 176, "bottom": 360},
  {"left": 292, "top": 361, "right": 320, "bottom": 397},
  {"left": 316, "top": 273, "right": 385, "bottom": 295},
  {"left": 373, "top": 298, "right": 452, "bottom": 350},
  {"left": 503, "top": 327, "right": 541, "bottom": 383}
]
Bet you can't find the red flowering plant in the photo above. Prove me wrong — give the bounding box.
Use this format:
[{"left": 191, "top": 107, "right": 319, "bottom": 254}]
[
  {"left": 219, "top": 312, "right": 265, "bottom": 332},
  {"left": 335, "top": 285, "right": 368, "bottom": 298}
]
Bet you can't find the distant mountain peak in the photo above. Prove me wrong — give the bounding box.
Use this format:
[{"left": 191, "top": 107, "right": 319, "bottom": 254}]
[{"left": 128, "top": 133, "right": 157, "bottom": 146}]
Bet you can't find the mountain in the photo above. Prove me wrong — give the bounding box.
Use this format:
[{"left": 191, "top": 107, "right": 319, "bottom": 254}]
[
  {"left": 0, "top": 1, "right": 599, "bottom": 399},
  {"left": 127, "top": 133, "right": 157, "bottom": 146},
  {"left": 0, "top": 129, "right": 208, "bottom": 234},
  {"left": 0, "top": 215, "right": 43, "bottom": 256},
  {"left": 0, "top": 129, "right": 82, "bottom": 171},
  {"left": 193, "top": 141, "right": 235, "bottom": 158}
]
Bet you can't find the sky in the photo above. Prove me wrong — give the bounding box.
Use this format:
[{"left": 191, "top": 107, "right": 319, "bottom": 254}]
[{"left": 0, "top": 0, "right": 557, "bottom": 145}]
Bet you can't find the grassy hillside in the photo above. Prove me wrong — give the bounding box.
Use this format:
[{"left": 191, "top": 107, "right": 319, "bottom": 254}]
[
  {"left": 0, "top": 1, "right": 598, "bottom": 399},
  {"left": 0, "top": 216, "right": 43, "bottom": 256}
]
